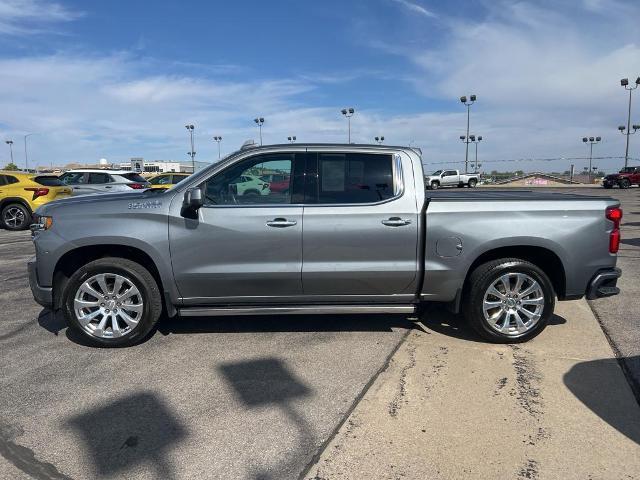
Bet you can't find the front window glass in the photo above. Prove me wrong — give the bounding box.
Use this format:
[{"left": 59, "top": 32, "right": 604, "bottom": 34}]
[
  {"left": 150, "top": 175, "right": 171, "bottom": 185},
  {"left": 88, "top": 172, "right": 112, "bottom": 184},
  {"left": 431, "top": 170, "right": 442, "bottom": 175},
  {"left": 202, "top": 154, "right": 293, "bottom": 205}
]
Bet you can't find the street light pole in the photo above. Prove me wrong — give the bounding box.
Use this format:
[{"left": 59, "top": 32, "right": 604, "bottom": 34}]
[
  {"left": 341, "top": 107, "right": 355, "bottom": 143},
  {"left": 287, "top": 136, "right": 296, "bottom": 143},
  {"left": 23, "top": 133, "right": 35, "bottom": 171},
  {"left": 254, "top": 117, "right": 265, "bottom": 145},
  {"left": 460, "top": 95, "right": 476, "bottom": 174},
  {"left": 582, "top": 136, "right": 601, "bottom": 184},
  {"left": 213, "top": 136, "right": 222, "bottom": 160},
  {"left": 5, "top": 140, "right": 14, "bottom": 165},
  {"left": 620, "top": 77, "right": 639, "bottom": 169},
  {"left": 374, "top": 136, "right": 385, "bottom": 145},
  {"left": 185, "top": 124, "right": 195, "bottom": 172}
]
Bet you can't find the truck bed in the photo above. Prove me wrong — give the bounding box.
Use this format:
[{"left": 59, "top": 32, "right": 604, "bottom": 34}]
[{"left": 425, "top": 189, "right": 617, "bottom": 202}]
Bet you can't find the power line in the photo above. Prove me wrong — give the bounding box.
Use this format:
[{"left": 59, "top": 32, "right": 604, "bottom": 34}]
[{"left": 424, "top": 155, "right": 639, "bottom": 167}]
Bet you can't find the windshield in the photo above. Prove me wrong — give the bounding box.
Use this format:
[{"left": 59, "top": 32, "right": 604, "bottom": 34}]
[{"left": 431, "top": 170, "right": 442, "bottom": 175}]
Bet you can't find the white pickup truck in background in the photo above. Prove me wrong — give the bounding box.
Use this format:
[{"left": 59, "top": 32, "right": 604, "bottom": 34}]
[{"left": 426, "top": 169, "right": 480, "bottom": 189}]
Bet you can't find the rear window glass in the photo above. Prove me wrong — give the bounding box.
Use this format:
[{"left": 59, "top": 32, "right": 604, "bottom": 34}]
[
  {"left": 5, "top": 175, "right": 19, "bottom": 184},
  {"left": 34, "top": 176, "right": 65, "bottom": 187},
  {"left": 123, "top": 173, "right": 147, "bottom": 182}
]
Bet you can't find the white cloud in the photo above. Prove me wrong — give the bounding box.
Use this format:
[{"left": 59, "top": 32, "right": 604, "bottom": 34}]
[
  {"left": 0, "top": 0, "right": 81, "bottom": 35},
  {"left": 390, "top": 0, "right": 437, "bottom": 18}
]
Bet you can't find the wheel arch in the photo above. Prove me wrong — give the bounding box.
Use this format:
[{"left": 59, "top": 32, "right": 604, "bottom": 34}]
[
  {"left": 462, "top": 245, "right": 567, "bottom": 300},
  {"left": 52, "top": 244, "right": 169, "bottom": 312},
  {"left": 0, "top": 197, "right": 32, "bottom": 214}
]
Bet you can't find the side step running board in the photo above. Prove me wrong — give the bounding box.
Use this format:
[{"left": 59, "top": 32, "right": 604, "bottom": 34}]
[{"left": 178, "top": 305, "right": 416, "bottom": 317}]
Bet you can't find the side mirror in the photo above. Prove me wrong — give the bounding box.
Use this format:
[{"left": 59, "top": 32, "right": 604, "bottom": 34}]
[{"left": 181, "top": 187, "right": 203, "bottom": 218}]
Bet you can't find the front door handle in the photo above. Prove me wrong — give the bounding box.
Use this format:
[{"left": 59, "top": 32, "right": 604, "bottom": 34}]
[
  {"left": 266, "top": 218, "right": 297, "bottom": 228},
  {"left": 382, "top": 217, "right": 412, "bottom": 227},
  {"left": 105, "top": 185, "right": 112, "bottom": 189}
]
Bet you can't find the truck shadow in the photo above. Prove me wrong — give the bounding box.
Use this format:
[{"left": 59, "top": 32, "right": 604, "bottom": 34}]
[
  {"left": 621, "top": 237, "right": 640, "bottom": 247},
  {"left": 157, "top": 313, "right": 419, "bottom": 336},
  {"left": 421, "top": 305, "right": 567, "bottom": 343},
  {"left": 564, "top": 356, "right": 640, "bottom": 445}
]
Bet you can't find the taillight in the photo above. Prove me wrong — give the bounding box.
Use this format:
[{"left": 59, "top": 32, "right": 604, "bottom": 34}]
[
  {"left": 24, "top": 187, "right": 49, "bottom": 199},
  {"left": 128, "top": 183, "right": 145, "bottom": 189},
  {"left": 606, "top": 206, "right": 622, "bottom": 253}
]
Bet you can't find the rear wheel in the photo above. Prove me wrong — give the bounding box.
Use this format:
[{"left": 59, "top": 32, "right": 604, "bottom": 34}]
[
  {"left": 619, "top": 178, "right": 631, "bottom": 189},
  {"left": 62, "top": 258, "right": 162, "bottom": 347},
  {"left": 463, "top": 258, "right": 555, "bottom": 343},
  {"left": 468, "top": 179, "right": 477, "bottom": 188},
  {"left": 2, "top": 203, "right": 31, "bottom": 231}
]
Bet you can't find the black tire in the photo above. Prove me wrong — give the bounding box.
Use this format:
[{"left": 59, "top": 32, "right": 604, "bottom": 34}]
[
  {"left": 62, "top": 258, "right": 163, "bottom": 347},
  {"left": 619, "top": 178, "right": 631, "bottom": 189},
  {"left": 468, "top": 179, "right": 477, "bottom": 188},
  {"left": 463, "top": 258, "right": 555, "bottom": 343},
  {"left": 430, "top": 181, "right": 439, "bottom": 190},
  {"left": 2, "top": 203, "right": 32, "bottom": 231},
  {"left": 603, "top": 184, "right": 612, "bottom": 189}
]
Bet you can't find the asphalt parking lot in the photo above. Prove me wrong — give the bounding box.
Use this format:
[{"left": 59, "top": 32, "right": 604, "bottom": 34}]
[{"left": 0, "top": 186, "right": 638, "bottom": 479}]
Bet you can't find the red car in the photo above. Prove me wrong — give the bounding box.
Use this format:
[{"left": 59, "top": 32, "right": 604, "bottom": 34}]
[
  {"left": 603, "top": 166, "right": 640, "bottom": 189},
  {"left": 260, "top": 174, "right": 290, "bottom": 193}
]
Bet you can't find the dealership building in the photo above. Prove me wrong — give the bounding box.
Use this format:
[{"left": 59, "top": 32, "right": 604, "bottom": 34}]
[{"left": 117, "top": 159, "right": 211, "bottom": 173}]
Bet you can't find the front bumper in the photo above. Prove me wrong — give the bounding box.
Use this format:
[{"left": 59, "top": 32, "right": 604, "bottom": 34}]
[
  {"left": 586, "top": 268, "right": 621, "bottom": 300},
  {"left": 28, "top": 258, "right": 53, "bottom": 308}
]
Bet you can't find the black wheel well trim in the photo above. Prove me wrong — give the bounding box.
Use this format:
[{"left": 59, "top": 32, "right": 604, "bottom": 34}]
[
  {"left": 52, "top": 244, "right": 167, "bottom": 311},
  {"left": 461, "top": 245, "right": 567, "bottom": 302},
  {"left": 0, "top": 197, "right": 32, "bottom": 214}
]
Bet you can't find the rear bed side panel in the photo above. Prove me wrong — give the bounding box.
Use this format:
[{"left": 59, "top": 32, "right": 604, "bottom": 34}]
[{"left": 422, "top": 198, "right": 618, "bottom": 302}]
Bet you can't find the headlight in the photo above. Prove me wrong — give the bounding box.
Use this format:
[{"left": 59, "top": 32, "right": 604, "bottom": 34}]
[{"left": 31, "top": 215, "right": 53, "bottom": 233}]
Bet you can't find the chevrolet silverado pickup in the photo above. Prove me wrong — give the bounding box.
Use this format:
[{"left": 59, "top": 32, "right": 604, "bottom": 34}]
[
  {"left": 425, "top": 169, "right": 480, "bottom": 189},
  {"left": 28, "top": 143, "right": 622, "bottom": 347}
]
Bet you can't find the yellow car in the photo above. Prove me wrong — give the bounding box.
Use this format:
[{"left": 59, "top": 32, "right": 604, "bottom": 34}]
[
  {"left": 0, "top": 171, "right": 72, "bottom": 230},
  {"left": 147, "top": 172, "right": 190, "bottom": 189}
]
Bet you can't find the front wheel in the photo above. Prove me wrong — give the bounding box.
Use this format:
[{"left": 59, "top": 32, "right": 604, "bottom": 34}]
[
  {"left": 619, "top": 178, "right": 631, "bottom": 189},
  {"left": 2, "top": 203, "right": 32, "bottom": 230},
  {"left": 62, "top": 258, "right": 163, "bottom": 347},
  {"left": 430, "top": 181, "right": 439, "bottom": 190},
  {"left": 463, "top": 258, "right": 555, "bottom": 343}
]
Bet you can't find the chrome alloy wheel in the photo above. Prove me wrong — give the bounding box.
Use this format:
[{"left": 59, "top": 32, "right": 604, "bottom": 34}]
[
  {"left": 74, "top": 273, "right": 144, "bottom": 339},
  {"left": 3, "top": 206, "right": 25, "bottom": 228},
  {"left": 482, "top": 272, "right": 545, "bottom": 336}
]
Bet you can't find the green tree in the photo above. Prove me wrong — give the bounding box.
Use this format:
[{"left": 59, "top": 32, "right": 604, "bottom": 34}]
[{"left": 3, "top": 162, "right": 18, "bottom": 171}]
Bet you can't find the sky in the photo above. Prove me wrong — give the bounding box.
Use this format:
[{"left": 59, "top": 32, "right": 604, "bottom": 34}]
[{"left": 0, "top": 0, "right": 639, "bottom": 173}]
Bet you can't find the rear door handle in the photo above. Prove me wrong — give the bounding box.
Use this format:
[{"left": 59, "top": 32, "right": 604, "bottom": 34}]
[
  {"left": 266, "top": 218, "right": 297, "bottom": 228},
  {"left": 105, "top": 185, "right": 112, "bottom": 189},
  {"left": 382, "top": 217, "right": 412, "bottom": 227}
]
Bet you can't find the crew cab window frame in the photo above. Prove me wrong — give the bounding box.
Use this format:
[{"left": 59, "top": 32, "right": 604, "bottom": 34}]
[{"left": 304, "top": 151, "right": 404, "bottom": 206}]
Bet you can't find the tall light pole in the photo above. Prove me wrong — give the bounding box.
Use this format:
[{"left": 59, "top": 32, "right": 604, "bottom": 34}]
[
  {"left": 254, "top": 117, "right": 264, "bottom": 145},
  {"left": 5, "top": 140, "right": 14, "bottom": 165},
  {"left": 374, "top": 136, "right": 385, "bottom": 144},
  {"left": 287, "top": 136, "right": 296, "bottom": 143},
  {"left": 470, "top": 135, "right": 482, "bottom": 172},
  {"left": 185, "top": 124, "right": 195, "bottom": 173},
  {"left": 23, "top": 133, "right": 35, "bottom": 171},
  {"left": 582, "top": 136, "right": 601, "bottom": 184},
  {"left": 213, "top": 136, "right": 222, "bottom": 160},
  {"left": 341, "top": 107, "right": 355, "bottom": 143},
  {"left": 460, "top": 94, "right": 476, "bottom": 173},
  {"left": 620, "top": 77, "right": 639, "bottom": 169}
]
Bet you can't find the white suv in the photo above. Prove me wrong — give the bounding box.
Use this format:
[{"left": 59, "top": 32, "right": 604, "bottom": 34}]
[{"left": 58, "top": 170, "right": 151, "bottom": 195}]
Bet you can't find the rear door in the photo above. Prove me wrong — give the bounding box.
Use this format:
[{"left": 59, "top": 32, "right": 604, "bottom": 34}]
[
  {"left": 301, "top": 150, "right": 419, "bottom": 299},
  {"left": 169, "top": 151, "right": 305, "bottom": 304},
  {"left": 87, "top": 172, "right": 115, "bottom": 194},
  {"left": 441, "top": 170, "right": 459, "bottom": 186}
]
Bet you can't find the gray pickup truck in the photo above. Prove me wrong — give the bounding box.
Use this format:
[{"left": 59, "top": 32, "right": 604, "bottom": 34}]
[{"left": 28, "top": 144, "right": 622, "bottom": 347}]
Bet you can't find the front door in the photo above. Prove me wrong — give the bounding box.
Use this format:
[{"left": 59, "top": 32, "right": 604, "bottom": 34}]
[
  {"left": 169, "top": 152, "right": 305, "bottom": 305},
  {"left": 301, "top": 151, "right": 419, "bottom": 299}
]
